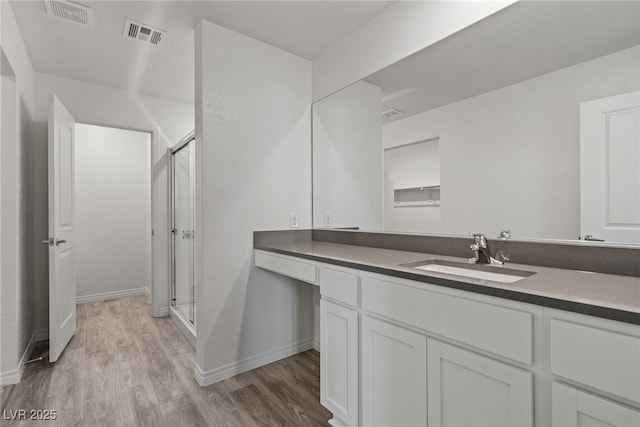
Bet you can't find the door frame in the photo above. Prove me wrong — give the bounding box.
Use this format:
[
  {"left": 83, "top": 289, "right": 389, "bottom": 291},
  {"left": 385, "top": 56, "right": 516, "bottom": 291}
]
[
  {"left": 168, "top": 131, "right": 196, "bottom": 319},
  {"left": 73, "top": 120, "right": 158, "bottom": 315}
]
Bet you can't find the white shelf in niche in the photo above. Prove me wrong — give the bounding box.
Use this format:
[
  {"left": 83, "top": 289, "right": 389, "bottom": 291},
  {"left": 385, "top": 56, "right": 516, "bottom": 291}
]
[{"left": 394, "top": 186, "right": 441, "bottom": 207}]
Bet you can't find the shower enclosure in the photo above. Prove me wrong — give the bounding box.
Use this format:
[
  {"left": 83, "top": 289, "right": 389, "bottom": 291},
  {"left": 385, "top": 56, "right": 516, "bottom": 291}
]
[{"left": 170, "top": 132, "right": 196, "bottom": 333}]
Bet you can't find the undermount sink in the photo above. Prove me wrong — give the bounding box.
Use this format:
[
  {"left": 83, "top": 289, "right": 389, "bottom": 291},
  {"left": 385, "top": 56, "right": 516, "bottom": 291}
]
[{"left": 403, "top": 259, "right": 535, "bottom": 283}]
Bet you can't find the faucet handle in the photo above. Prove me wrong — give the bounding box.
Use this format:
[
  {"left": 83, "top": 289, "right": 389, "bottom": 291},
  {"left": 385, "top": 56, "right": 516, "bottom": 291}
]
[
  {"left": 470, "top": 233, "right": 488, "bottom": 247},
  {"left": 498, "top": 230, "right": 511, "bottom": 239}
]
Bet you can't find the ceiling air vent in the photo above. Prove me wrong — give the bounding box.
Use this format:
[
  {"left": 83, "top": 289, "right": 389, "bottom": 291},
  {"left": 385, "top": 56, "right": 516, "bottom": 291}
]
[
  {"left": 381, "top": 108, "right": 405, "bottom": 119},
  {"left": 122, "top": 19, "right": 166, "bottom": 47},
  {"left": 45, "top": 0, "right": 93, "bottom": 27}
]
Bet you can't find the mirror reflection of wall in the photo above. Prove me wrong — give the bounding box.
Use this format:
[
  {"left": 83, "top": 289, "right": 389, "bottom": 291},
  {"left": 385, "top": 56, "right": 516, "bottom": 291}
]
[
  {"left": 312, "top": 81, "right": 382, "bottom": 229},
  {"left": 312, "top": 0, "right": 640, "bottom": 244},
  {"left": 384, "top": 138, "right": 441, "bottom": 233},
  {"left": 379, "top": 46, "right": 639, "bottom": 241}
]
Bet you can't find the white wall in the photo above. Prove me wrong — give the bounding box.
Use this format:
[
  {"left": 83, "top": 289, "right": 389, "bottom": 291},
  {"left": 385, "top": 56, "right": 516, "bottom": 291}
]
[
  {"left": 312, "top": 1, "right": 516, "bottom": 101},
  {"left": 313, "top": 81, "right": 383, "bottom": 229},
  {"left": 74, "top": 124, "right": 151, "bottom": 302},
  {"left": 0, "top": 1, "right": 36, "bottom": 384},
  {"left": 31, "top": 72, "right": 193, "bottom": 334},
  {"left": 384, "top": 139, "right": 441, "bottom": 232},
  {"left": 382, "top": 46, "right": 640, "bottom": 240},
  {"left": 195, "top": 20, "right": 313, "bottom": 385}
]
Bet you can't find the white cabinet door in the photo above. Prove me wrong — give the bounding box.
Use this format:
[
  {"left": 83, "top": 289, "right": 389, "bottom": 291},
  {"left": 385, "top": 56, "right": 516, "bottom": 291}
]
[
  {"left": 361, "top": 316, "right": 427, "bottom": 427},
  {"left": 552, "top": 382, "right": 640, "bottom": 427},
  {"left": 427, "top": 339, "right": 533, "bottom": 427},
  {"left": 320, "top": 299, "right": 358, "bottom": 427}
]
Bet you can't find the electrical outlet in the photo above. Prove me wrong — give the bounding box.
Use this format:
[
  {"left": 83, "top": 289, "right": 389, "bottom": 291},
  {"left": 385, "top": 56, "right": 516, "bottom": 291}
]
[
  {"left": 324, "top": 212, "right": 332, "bottom": 228},
  {"left": 290, "top": 212, "right": 299, "bottom": 228}
]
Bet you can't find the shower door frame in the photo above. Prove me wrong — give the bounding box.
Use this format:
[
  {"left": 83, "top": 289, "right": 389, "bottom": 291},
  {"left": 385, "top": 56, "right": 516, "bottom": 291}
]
[{"left": 169, "top": 130, "right": 196, "bottom": 325}]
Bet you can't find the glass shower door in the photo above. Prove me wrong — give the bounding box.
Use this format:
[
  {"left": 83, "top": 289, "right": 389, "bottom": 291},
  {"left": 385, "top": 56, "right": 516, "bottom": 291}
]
[{"left": 172, "top": 137, "right": 195, "bottom": 325}]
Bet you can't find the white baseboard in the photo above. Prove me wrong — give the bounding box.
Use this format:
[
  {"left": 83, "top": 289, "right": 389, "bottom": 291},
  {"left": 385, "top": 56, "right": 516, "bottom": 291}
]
[
  {"left": 194, "top": 338, "right": 314, "bottom": 386},
  {"left": 144, "top": 287, "right": 152, "bottom": 297},
  {"left": 313, "top": 339, "right": 320, "bottom": 352},
  {"left": 76, "top": 287, "right": 149, "bottom": 304},
  {"left": 154, "top": 306, "right": 169, "bottom": 318},
  {"left": 35, "top": 329, "right": 49, "bottom": 342},
  {"left": 0, "top": 331, "right": 35, "bottom": 385}
]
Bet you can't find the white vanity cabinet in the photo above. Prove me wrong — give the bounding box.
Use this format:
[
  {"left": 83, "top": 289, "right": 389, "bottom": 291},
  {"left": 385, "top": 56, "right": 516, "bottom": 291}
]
[
  {"left": 254, "top": 250, "right": 639, "bottom": 427},
  {"left": 427, "top": 339, "right": 533, "bottom": 427},
  {"left": 319, "top": 267, "right": 359, "bottom": 427},
  {"left": 360, "top": 314, "right": 534, "bottom": 427},
  {"left": 361, "top": 316, "right": 427, "bottom": 427},
  {"left": 552, "top": 382, "right": 640, "bottom": 427},
  {"left": 547, "top": 309, "right": 640, "bottom": 427},
  {"left": 359, "top": 274, "right": 534, "bottom": 427}
]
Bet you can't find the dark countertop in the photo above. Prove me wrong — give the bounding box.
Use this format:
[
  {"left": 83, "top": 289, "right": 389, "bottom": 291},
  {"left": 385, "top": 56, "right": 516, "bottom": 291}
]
[{"left": 255, "top": 240, "right": 640, "bottom": 325}]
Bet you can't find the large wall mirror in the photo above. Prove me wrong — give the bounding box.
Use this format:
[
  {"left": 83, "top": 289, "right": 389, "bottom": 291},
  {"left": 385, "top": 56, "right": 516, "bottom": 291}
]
[{"left": 312, "top": 0, "right": 640, "bottom": 245}]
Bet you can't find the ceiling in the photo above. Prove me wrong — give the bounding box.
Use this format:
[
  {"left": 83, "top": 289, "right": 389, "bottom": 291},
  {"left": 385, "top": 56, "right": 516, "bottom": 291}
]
[
  {"left": 10, "top": 0, "right": 394, "bottom": 104},
  {"left": 365, "top": 0, "right": 640, "bottom": 122}
]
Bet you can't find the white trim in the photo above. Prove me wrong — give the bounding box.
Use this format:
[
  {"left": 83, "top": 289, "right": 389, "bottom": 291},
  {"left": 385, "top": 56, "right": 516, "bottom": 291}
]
[
  {"left": 76, "top": 287, "right": 149, "bottom": 304},
  {"left": 145, "top": 130, "right": 152, "bottom": 306},
  {"left": 170, "top": 306, "right": 196, "bottom": 348},
  {"left": 328, "top": 418, "right": 349, "bottom": 427},
  {"left": 313, "top": 339, "right": 321, "bottom": 352},
  {"left": 194, "top": 339, "right": 314, "bottom": 386},
  {"left": 35, "top": 329, "right": 49, "bottom": 342},
  {"left": 155, "top": 306, "right": 169, "bottom": 317},
  {"left": 144, "top": 287, "right": 152, "bottom": 297},
  {"left": 0, "top": 331, "right": 35, "bottom": 385},
  {"left": 149, "top": 127, "right": 171, "bottom": 317}
]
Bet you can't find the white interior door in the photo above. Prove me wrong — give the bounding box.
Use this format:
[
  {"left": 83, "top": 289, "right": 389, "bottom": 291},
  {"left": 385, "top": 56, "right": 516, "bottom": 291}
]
[
  {"left": 47, "top": 95, "right": 76, "bottom": 362},
  {"left": 580, "top": 91, "right": 640, "bottom": 244}
]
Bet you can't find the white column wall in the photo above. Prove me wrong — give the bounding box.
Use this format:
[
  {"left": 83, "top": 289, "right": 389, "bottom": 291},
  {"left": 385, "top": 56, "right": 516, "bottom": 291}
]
[{"left": 195, "top": 20, "right": 313, "bottom": 385}]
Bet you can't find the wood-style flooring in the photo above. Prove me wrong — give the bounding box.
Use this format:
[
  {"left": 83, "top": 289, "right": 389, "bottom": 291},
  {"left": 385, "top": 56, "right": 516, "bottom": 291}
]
[{"left": 0, "top": 295, "right": 331, "bottom": 426}]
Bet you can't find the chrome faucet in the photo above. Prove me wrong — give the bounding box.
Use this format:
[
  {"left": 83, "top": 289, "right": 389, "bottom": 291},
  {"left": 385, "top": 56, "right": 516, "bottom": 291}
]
[{"left": 469, "top": 233, "right": 504, "bottom": 265}]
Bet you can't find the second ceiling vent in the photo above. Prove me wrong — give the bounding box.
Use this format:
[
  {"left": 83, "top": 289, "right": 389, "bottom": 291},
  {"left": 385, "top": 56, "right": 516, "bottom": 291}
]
[
  {"left": 45, "top": 0, "right": 93, "bottom": 27},
  {"left": 122, "top": 19, "right": 166, "bottom": 47}
]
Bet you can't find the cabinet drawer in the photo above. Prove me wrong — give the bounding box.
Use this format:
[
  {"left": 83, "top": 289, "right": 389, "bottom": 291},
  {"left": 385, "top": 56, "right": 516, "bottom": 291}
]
[
  {"left": 320, "top": 267, "right": 358, "bottom": 306},
  {"left": 361, "top": 277, "right": 533, "bottom": 364},
  {"left": 254, "top": 251, "right": 317, "bottom": 284},
  {"left": 550, "top": 319, "right": 640, "bottom": 404}
]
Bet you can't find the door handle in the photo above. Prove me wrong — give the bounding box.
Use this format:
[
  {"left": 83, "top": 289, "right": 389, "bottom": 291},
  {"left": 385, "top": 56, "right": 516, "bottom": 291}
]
[
  {"left": 55, "top": 239, "right": 67, "bottom": 246},
  {"left": 42, "top": 239, "right": 51, "bottom": 246}
]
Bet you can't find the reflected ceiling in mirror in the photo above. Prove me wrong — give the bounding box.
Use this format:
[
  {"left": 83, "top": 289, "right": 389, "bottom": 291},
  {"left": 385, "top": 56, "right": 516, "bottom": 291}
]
[
  {"left": 367, "top": 1, "right": 640, "bottom": 123},
  {"left": 312, "top": 0, "right": 640, "bottom": 245}
]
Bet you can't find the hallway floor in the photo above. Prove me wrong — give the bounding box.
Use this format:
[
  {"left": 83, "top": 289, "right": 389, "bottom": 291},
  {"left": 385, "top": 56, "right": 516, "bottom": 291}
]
[{"left": 0, "top": 295, "right": 331, "bottom": 426}]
